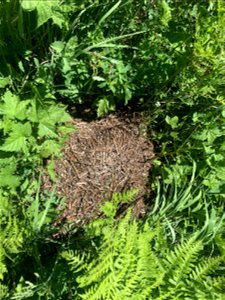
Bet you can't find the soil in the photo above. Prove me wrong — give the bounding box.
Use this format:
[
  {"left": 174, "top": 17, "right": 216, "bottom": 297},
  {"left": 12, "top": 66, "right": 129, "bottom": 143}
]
[{"left": 43, "top": 112, "right": 155, "bottom": 227}]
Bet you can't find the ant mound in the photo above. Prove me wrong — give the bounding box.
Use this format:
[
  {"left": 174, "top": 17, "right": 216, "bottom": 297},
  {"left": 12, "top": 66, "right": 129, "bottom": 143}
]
[{"left": 44, "top": 113, "right": 154, "bottom": 226}]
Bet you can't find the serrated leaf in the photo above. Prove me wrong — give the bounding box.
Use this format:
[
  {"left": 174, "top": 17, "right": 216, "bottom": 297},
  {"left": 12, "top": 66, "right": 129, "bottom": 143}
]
[
  {"left": 16, "top": 100, "right": 30, "bottom": 121},
  {"left": 1, "top": 91, "right": 19, "bottom": 119},
  {"left": 0, "top": 123, "right": 31, "bottom": 153},
  {"left": 0, "top": 119, "right": 13, "bottom": 134},
  {"left": 194, "top": 127, "right": 222, "bottom": 143},
  {"left": 28, "top": 102, "right": 38, "bottom": 122},
  {"left": 0, "top": 166, "right": 20, "bottom": 188},
  {"left": 97, "top": 98, "right": 109, "bottom": 117},
  {"left": 58, "top": 124, "right": 76, "bottom": 134},
  {"left": 39, "top": 139, "right": 61, "bottom": 157},
  {"left": 0, "top": 135, "right": 27, "bottom": 153},
  {"left": 47, "top": 105, "right": 72, "bottom": 123},
  {"left": 215, "top": 167, "right": 225, "bottom": 181},
  {"left": 46, "top": 159, "right": 57, "bottom": 181},
  {"left": 11, "top": 123, "right": 32, "bottom": 137},
  {"left": 51, "top": 13, "right": 67, "bottom": 29},
  {"left": 0, "top": 92, "right": 29, "bottom": 120},
  {"left": 38, "top": 123, "right": 58, "bottom": 138},
  {"left": 97, "top": 98, "right": 115, "bottom": 117},
  {"left": 37, "top": 105, "right": 71, "bottom": 126}
]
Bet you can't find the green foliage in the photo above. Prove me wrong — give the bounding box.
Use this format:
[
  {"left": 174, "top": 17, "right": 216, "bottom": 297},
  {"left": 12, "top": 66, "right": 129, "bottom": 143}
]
[
  {"left": 20, "top": 0, "right": 66, "bottom": 29},
  {"left": 62, "top": 200, "right": 225, "bottom": 299},
  {"left": 0, "top": 182, "right": 65, "bottom": 300},
  {"left": 0, "top": 0, "right": 202, "bottom": 114},
  {"left": 0, "top": 89, "right": 72, "bottom": 194},
  {"left": 1, "top": 1, "right": 225, "bottom": 299},
  {"left": 0, "top": 194, "right": 24, "bottom": 298},
  {"left": 148, "top": 0, "right": 225, "bottom": 206}
]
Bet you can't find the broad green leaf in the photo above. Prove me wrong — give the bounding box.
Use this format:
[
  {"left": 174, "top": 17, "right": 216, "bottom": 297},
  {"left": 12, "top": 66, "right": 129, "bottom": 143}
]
[
  {"left": 47, "top": 105, "right": 72, "bottom": 123},
  {"left": 51, "top": 41, "right": 65, "bottom": 54},
  {"left": 18, "top": 61, "right": 25, "bottom": 73},
  {"left": 1, "top": 91, "right": 19, "bottom": 119},
  {"left": 0, "top": 119, "right": 13, "bottom": 134},
  {"left": 97, "top": 97, "right": 115, "bottom": 117},
  {"left": 21, "top": 0, "right": 63, "bottom": 28},
  {"left": 11, "top": 123, "right": 32, "bottom": 137},
  {"left": 193, "top": 127, "right": 222, "bottom": 143},
  {"left": 38, "top": 122, "right": 57, "bottom": 138},
  {"left": 124, "top": 87, "right": 132, "bottom": 104},
  {"left": 39, "top": 139, "right": 61, "bottom": 157},
  {"left": 15, "top": 100, "right": 30, "bottom": 121},
  {"left": 28, "top": 102, "right": 38, "bottom": 123},
  {"left": 0, "top": 77, "right": 10, "bottom": 89},
  {"left": 58, "top": 124, "right": 76, "bottom": 134},
  {"left": 215, "top": 167, "right": 225, "bottom": 181},
  {"left": 0, "top": 123, "right": 31, "bottom": 153},
  {"left": 165, "top": 116, "right": 179, "bottom": 129},
  {"left": 0, "top": 92, "right": 29, "bottom": 120},
  {"left": 37, "top": 105, "right": 71, "bottom": 125},
  {"left": 0, "top": 135, "right": 27, "bottom": 153},
  {"left": 46, "top": 160, "right": 57, "bottom": 181},
  {"left": 62, "top": 57, "right": 71, "bottom": 74},
  {"left": 0, "top": 166, "right": 20, "bottom": 188}
]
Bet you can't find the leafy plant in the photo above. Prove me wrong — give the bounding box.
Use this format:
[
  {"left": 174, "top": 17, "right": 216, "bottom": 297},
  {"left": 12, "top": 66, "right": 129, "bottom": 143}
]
[
  {"left": 0, "top": 89, "right": 73, "bottom": 195},
  {"left": 62, "top": 197, "right": 225, "bottom": 299},
  {"left": 0, "top": 180, "right": 66, "bottom": 300},
  {"left": 1, "top": 1, "right": 225, "bottom": 299},
  {"left": 0, "top": 193, "right": 24, "bottom": 299}
]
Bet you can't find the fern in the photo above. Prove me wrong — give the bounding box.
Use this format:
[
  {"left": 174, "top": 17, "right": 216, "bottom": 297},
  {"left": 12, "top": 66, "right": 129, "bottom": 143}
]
[
  {"left": 62, "top": 196, "right": 225, "bottom": 300},
  {"left": 160, "top": 0, "right": 171, "bottom": 27},
  {"left": 0, "top": 194, "right": 24, "bottom": 298}
]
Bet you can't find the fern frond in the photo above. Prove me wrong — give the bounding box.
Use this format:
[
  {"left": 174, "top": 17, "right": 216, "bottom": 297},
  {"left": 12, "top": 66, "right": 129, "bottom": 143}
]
[
  {"left": 164, "top": 237, "right": 203, "bottom": 286},
  {"left": 0, "top": 194, "right": 25, "bottom": 288},
  {"left": 161, "top": 0, "right": 171, "bottom": 27},
  {"left": 0, "top": 283, "right": 8, "bottom": 299},
  {"left": 64, "top": 194, "right": 225, "bottom": 300},
  {"left": 189, "top": 256, "right": 222, "bottom": 283}
]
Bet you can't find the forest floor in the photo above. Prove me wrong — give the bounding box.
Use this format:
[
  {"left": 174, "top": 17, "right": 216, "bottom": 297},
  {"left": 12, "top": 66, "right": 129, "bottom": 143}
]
[{"left": 43, "top": 112, "right": 155, "bottom": 227}]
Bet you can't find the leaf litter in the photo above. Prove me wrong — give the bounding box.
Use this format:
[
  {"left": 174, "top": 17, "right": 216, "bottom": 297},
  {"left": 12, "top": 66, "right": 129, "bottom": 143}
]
[{"left": 43, "top": 112, "right": 155, "bottom": 227}]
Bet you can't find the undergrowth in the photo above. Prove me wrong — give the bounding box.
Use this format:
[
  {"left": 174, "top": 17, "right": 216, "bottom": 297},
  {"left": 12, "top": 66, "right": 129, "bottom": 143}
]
[{"left": 0, "top": 0, "right": 225, "bottom": 299}]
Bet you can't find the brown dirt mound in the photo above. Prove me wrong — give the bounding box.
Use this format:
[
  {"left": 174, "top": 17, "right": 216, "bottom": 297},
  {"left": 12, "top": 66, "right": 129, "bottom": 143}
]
[{"left": 44, "top": 113, "right": 154, "bottom": 226}]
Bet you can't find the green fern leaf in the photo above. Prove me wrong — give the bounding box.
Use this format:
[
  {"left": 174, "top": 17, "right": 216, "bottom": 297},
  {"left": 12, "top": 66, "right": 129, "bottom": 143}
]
[
  {"left": 161, "top": 0, "right": 171, "bottom": 27},
  {"left": 63, "top": 193, "right": 225, "bottom": 300}
]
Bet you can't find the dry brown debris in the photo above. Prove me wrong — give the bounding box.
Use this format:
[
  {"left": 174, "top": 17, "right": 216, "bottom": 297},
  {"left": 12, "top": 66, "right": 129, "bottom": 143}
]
[{"left": 43, "top": 113, "right": 154, "bottom": 226}]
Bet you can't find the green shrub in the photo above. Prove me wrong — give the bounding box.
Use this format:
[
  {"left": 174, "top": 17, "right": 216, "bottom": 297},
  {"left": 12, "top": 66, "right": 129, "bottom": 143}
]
[{"left": 0, "top": 89, "right": 73, "bottom": 196}]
